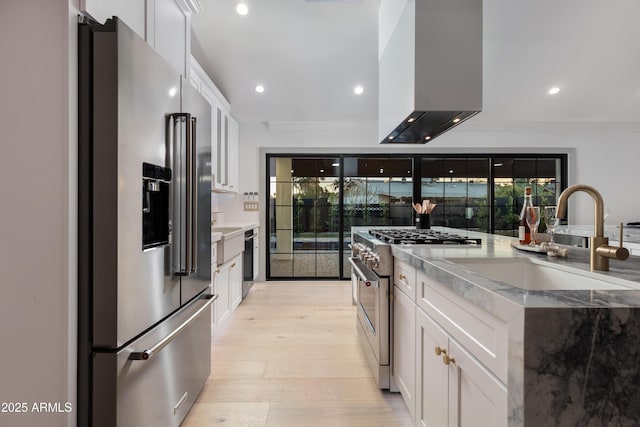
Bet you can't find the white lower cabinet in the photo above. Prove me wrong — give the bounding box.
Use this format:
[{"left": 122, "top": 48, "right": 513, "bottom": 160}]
[
  {"left": 415, "top": 307, "right": 507, "bottom": 427},
  {"left": 229, "top": 254, "right": 242, "bottom": 311},
  {"left": 415, "top": 307, "right": 448, "bottom": 427},
  {"left": 213, "top": 260, "right": 230, "bottom": 327},
  {"left": 448, "top": 339, "right": 507, "bottom": 426},
  {"left": 213, "top": 254, "right": 242, "bottom": 331},
  {"left": 392, "top": 284, "right": 416, "bottom": 419}
]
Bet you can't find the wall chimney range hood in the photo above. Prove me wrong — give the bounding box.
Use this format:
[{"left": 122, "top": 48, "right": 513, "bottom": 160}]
[{"left": 379, "top": 0, "right": 482, "bottom": 144}]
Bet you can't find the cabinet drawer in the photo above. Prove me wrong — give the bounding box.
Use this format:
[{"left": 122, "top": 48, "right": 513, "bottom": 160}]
[
  {"left": 394, "top": 259, "right": 416, "bottom": 302},
  {"left": 416, "top": 270, "right": 507, "bottom": 383}
]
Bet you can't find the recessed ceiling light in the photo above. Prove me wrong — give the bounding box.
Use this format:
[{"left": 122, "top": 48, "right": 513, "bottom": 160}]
[
  {"left": 388, "top": 136, "right": 394, "bottom": 140},
  {"left": 452, "top": 117, "right": 461, "bottom": 123},
  {"left": 331, "top": 163, "right": 339, "bottom": 167},
  {"left": 407, "top": 117, "right": 415, "bottom": 123},
  {"left": 548, "top": 86, "right": 560, "bottom": 95},
  {"left": 236, "top": 3, "right": 249, "bottom": 15},
  {"left": 320, "top": 169, "right": 325, "bottom": 173},
  {"left": 424, "top": 136, "right": 431, "bottom": 141},
  {"left": 255, "top": 84, "right": 265, "bottom": 93},
  {"left": 354, "top": 85, "right": 364, "bottom": 95},
  {"left": 449, "top": 169, "right": 454, "bottom": 174},
  {"left": 379, "top": 168, "right": 384, "bottom": 174}
]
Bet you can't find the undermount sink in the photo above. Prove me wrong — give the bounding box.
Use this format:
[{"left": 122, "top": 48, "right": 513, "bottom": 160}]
[
  {"left": 212, "top": 227, "right": 244, "bottom": 264},
  {"left": 447, "top": 257, "right": 634, "bottom": 291}
]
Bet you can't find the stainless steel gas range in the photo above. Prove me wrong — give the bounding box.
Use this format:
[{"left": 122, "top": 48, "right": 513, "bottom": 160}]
[{"left": 349, "top": 228, "right": 481, "bottom": 389}]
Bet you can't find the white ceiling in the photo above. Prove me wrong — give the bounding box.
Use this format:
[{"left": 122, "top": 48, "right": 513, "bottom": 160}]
[{"left": 191, "top": 0, "right": 640, "bottom": 129}]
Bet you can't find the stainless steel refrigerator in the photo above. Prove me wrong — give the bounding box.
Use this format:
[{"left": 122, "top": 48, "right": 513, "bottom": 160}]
[{"left": 78, "top": 17, "right": 214, "bottom": 427}]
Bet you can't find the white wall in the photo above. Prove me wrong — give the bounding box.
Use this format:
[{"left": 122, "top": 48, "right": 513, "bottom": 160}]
[
  {"left": 0, "top": 1, "right": 77, "bottom": 426},
  {"left": 217, "top": 120, "right": 639, "bottom": 279}
]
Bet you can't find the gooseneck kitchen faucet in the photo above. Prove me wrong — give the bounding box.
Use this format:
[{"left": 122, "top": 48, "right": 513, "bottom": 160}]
[{"left": 556, "top": 184, "right": 629, "bottom": 271}]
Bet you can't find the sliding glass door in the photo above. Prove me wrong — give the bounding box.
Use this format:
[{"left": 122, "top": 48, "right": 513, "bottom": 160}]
[
  {"left": 342, "top": 157, "right": 413, "bottom": 277},
  {"left": 268, "top": 157, "right": 341, "bottom": 278},
  {"left": 268, "top": 156, "right": 414, "bottom": 280},
  {"left": 492, "top": 157, "right": 563, "bottom": 236},
  {"left": 420, "top": 157, "right": 489, "bottom": 230},
  {"left": 267, "top": 153, "right": 566, "bottom": 280}
]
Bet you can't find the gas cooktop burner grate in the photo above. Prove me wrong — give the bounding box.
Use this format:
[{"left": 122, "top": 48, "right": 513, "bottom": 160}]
[{"left": 368, "top": 229, "right": 481, "bottom": 245}]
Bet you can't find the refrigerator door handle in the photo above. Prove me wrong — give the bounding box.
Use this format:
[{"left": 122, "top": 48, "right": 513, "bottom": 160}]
[
  {"left": 189, "top": 116, "right": 198, "bottom": 274},
  {"left": 168, "top": 112, "right": 195, "bottom": 276},
  {"left": 129, "top": 293, "right": 217, "bottom": 361},
  {"left": 183, "top": 113, "right": 194, "bottom": 274}
]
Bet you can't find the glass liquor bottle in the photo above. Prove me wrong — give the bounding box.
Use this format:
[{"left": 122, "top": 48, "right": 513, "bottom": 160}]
[{"left": 518, "top": 186, "right": 533, "bottom": 244}]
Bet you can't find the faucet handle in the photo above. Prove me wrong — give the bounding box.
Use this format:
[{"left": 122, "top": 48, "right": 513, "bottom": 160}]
[
  {"left": 596, "top": 223, "right": 630, "bottom": 261},
  {"left": 616, "top": 223, "right": 630, "bottom": 260}
]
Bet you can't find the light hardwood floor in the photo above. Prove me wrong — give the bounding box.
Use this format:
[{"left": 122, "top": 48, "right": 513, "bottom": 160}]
[{"left": 181, "top": 281, "right": 413, "bottom": 427}]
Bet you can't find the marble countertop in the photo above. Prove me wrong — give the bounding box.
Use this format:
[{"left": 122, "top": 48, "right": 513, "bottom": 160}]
[
  {"left": 555, "top": 224, "right": 640, "bottom": 244},
  {"left": 372, "top": 227, "right": 640, "bottom": 317}
]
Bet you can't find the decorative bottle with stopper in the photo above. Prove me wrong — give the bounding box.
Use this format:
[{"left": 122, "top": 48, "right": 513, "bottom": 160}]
[{"left": 518, "top": 186, "right": 533, "bottom": 244}]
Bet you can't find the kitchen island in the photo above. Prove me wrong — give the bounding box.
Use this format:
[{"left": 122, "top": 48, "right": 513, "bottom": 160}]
[{"left": 387, "top": 227, "right": 640, "bottom": 426}]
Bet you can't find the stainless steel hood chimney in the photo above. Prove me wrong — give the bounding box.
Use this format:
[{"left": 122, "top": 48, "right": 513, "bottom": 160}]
[{"left": 379, "top": 0, "right": 482, "bottom": 144}]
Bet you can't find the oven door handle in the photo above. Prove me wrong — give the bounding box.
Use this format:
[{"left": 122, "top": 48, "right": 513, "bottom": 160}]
[{"left": 348, "top": 257, "right": 379, "bottom": 288}]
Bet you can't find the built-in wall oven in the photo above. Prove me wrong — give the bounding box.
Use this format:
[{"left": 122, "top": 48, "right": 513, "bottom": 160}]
[{"left": 349, "top": 228, "right": 481, "bottom": 390}]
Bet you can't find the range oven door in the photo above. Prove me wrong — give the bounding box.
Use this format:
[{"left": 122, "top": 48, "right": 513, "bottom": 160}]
[{"left": 349, "top": 257, "right": 390, "bottom": 384}]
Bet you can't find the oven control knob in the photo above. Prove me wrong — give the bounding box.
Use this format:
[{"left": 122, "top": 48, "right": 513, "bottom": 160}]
[{"left": 370, "top": 256, "right": 380, "bottom": 269}]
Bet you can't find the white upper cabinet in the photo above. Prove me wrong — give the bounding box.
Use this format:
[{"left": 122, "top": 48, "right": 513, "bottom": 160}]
[
  {"left": 214, "top": 102, "right": 230, "bottom": 191},
  {"left": 227, "top": 116, "right": 239, "bottom": 193},
  {"left": 81, "top": 0, "right": 202, "bottom": 78},
  {"left": 149, "top": 0, "right": 189, "bottom": 76},
  {"left": 190, "top": 57, "right": 239, "bottom": 193},
  {"left": 80, "top": 0, "right": 146, "bottom": 39}
]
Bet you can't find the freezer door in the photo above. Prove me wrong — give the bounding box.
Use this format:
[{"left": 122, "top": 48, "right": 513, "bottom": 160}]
[
  {"left": 89, "top": 18, "right": 182, "bottom": 347},
  {"left": 178, "top": 82, "right": 212, "bottom": 304},
  {"left": 92, "top": 291, "right": 214, "bottom": 427}
]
